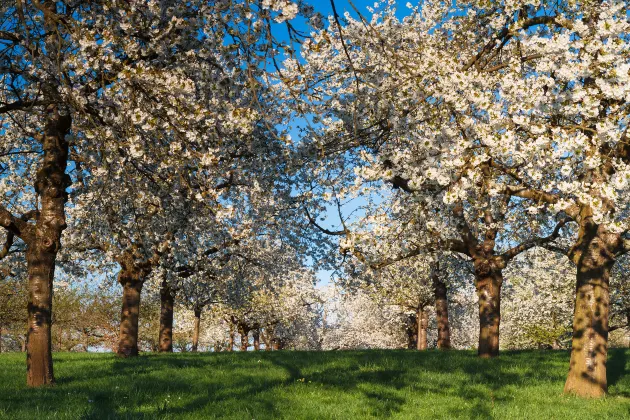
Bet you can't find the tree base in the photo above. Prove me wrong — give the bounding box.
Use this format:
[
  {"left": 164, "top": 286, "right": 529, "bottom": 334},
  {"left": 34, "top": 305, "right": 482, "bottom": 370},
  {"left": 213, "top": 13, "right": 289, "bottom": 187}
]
[{"left": 564, "top": 376, "right": 606, "bottom": 398}]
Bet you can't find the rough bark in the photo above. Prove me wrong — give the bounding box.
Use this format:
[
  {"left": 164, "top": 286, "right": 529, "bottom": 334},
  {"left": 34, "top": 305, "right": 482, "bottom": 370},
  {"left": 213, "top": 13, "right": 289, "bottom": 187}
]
[
  {"left": 159, "top": 279, "right": 174, "bottom": 352},
  {"left": 192, "top": 308, "right": 201, "bottom": 352},
  {"left": 432, "top": 270, "right": 451, "bottom": 350},
  {"left": 117, "top": 275, "right": 143, "bottom": 357},
  {"left": 26, "top": 106, "right": 71, "bottom": 387},
  {"left": 564, "top": 224, "right": 617, "bottom": 398},
  {"left": 476, "top": 271, "right": 503, "bottom": 358},
  {"left": 417, "top": 308, "right": 428, "bottom": 351}
]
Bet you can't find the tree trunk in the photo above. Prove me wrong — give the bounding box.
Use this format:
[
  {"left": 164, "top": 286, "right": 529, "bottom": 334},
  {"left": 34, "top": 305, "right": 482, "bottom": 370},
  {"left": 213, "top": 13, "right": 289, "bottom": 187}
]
[
  {"left": 192, "top": 308, "right": 201, "bottom": 352},
  {"left": 432, "top": 268, "right": 451, "bottom": 350},
  {"left": 159, "top": 279, "right": 174, "bottom": 353},
  {"left": 117, "top": 276, "right": 143, "bottom": 357},
  {"left": 238, "top": 324, "right": 249, "bottom": 351},
  {"left": 564, "top": 226, "right": 616, "bottom": 398},
  {"left": 405, "top": 313, "right": 418, "bottom": 349},
  {"left": 228, "top": 327, "right": 234, "bottom": 352},
  {"left": 261, "top": 330, "right": 272, "bottom": 351},
  {"left": 253, "top": 328, "right": 260, "bottom": 351},
  {"left": 476, "top": 271, "right": 503, "bottom": 358},
  {"left": 26, "top": 106, "right": 71, "bottom": 387},
  {"left": 272, "top": 337, "right": 285, "bottom": 351},
  {"left": 417, "top": 308, "right": 428, "bottom": 351},
  {"left": 627, "top": 310, "right": 630, "bottom": 349}
]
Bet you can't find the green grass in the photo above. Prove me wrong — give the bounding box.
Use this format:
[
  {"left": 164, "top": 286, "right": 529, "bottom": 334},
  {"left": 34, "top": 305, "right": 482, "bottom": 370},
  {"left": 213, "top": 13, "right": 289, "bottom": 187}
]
[{"left": 0, "top": 349, "right": 629, "bottom": 419}]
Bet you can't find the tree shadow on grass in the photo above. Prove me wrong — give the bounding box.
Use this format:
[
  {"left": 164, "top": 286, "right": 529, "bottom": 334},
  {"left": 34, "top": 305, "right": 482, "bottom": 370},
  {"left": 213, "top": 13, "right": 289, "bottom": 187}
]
[
  {"left": 608, "top": 348, "right": 629, "bottom": 397},
  {"left": 265, "top": 350, "right": 534, "bottom": 418},
  {"left": 267, "top": 351, "right": 409, "bottom": 417},
  {"left": 2, "top": 350, "right": 629, "bottom": 419}
]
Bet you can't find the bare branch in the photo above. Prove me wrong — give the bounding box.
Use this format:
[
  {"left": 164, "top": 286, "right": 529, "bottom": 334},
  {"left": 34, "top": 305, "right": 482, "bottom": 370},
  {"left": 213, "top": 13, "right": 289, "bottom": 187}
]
[
  {"left": 304, "top": 206, "right": 347, "bottom": 236},
  {"left": 463, "top": 16, "right": 566, "bottom": 71}
]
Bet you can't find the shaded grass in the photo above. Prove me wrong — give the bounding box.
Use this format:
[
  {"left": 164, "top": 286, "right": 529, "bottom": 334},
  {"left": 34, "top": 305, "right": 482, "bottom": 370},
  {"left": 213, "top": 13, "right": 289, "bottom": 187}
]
[{"left": 0, "top": 349, "right": 629, "bottom": 419}]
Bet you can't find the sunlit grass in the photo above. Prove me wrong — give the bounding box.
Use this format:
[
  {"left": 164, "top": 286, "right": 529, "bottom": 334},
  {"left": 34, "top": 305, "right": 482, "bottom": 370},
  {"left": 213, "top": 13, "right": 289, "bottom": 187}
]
[{"left": 1, "top": 349, "right": 629, "bottom": 419}]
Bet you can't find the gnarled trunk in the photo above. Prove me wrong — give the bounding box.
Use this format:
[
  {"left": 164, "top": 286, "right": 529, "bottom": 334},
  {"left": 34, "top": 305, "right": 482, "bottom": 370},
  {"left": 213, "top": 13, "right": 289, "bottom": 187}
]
[
  {"left": 117, "top": 276, "right": 143, "bottom": 357},
  {"left": 26, "top": 106, "right": 71, "bottom": 387},
  {"left": 192, "top": 308, "right": 201, "bottom": 352},
  {"left": 564, "top": 226, "right": 616, "bottom": 398},
  {"left": 433, "top": 272, "right": 451, "bottom": 350},
  {"left": 159, "top": 279, "right": 174, "bottom": 353},
  {"left": 417, "top": 308, "right": 428, "bottom": 351},
  {"left": 476, "top": 271, "right": 503, "bottom": 358}
]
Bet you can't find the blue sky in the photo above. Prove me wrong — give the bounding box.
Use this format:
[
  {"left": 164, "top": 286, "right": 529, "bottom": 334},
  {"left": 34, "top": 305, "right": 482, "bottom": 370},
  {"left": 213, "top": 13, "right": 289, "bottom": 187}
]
[{"left": 275, "top": 1, "right": 407, "bottom": 287}]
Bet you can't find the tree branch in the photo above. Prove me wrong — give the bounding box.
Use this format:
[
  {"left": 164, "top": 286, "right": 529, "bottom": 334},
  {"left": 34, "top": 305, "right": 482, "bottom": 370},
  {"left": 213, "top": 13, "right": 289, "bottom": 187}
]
[
  {"left": 0, "top": 205, "right": 33, "bottom": 240},
  {"left": 501, "top": 217, "right": 570, "bottom": 261},
  {"left": 304, "top": 206, "right": 347, "bottom": 236},
  {"left": 0, "top": 232, "right": 14, "bottom": 259},
  {"left": 0, "top": 99, "right": 51, "bottom": 114}
]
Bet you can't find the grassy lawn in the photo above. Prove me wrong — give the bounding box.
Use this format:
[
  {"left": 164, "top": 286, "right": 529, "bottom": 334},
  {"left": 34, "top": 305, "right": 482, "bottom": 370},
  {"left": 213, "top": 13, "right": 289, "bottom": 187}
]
[{"left": 0, "top": 349, "right": 629, "bottom": 419}]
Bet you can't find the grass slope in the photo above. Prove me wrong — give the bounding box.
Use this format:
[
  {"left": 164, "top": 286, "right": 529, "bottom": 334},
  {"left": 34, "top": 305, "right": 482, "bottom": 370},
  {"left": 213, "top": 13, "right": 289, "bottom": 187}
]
[{"left": 0, "top": 349, "right": 629, "bottom": 419}]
